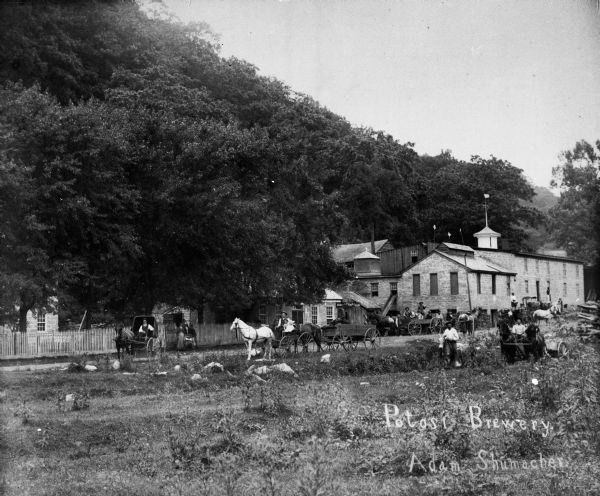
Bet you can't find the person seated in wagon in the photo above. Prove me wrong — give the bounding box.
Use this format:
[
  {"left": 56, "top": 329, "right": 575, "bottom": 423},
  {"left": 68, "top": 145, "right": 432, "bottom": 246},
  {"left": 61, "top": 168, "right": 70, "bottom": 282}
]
[
  {"left": 138, "top": 318, "right": 154, "bottom": 338},
  {"left": 511, "top": 319, "right": 526, "bottom": 339},
  {"left": 272, "top": 311, "right": 292, "bottom": 338}
]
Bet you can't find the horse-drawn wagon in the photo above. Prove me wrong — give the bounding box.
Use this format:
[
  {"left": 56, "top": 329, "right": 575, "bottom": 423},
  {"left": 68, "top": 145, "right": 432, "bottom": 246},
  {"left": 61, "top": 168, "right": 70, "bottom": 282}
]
[
  {"left": 406, "top": 316, "right": 444, "bottom": 335},
  {"left": 320, "top": 323, "right": 381, "bottom": 350}
]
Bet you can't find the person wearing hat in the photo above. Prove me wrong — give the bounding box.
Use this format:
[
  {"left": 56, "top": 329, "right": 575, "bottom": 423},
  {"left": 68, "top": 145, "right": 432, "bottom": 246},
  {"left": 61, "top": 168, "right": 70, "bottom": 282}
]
[{"left": 440, "top": 321, "right": 460, "bottom": 367}]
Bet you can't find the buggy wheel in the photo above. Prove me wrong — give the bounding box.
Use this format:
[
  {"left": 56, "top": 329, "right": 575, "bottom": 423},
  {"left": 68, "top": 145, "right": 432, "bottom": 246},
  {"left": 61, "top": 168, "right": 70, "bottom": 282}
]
[
  {"left": 278, "top": 335, "right": 295, "bottom": 357},
  {"left": 557, "top": 341, "right": 568, "bottom": 358},
  {"left": 298, "top": 332, "right": 318, "bottom": 353},
  {"left": 431, "top": 317, "right": 443, "bottom": 334},
  {"left": 340, "top": 337, "right": 356, "bottom": 351},
  {"left": 364, "top": 328, "right": 381, "bottom": 348},
  {"left": 326, "top": 339, "right": 340, "bottom": 351},
  {"left": 407, "top": 321, "right": 419, "bottom": 336}
]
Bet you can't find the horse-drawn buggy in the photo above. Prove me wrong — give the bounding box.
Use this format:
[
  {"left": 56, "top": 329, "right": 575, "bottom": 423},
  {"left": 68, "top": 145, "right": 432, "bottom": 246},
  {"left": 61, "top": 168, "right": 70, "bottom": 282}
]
[
  {"left": 497, "top": 310, "right": 552, "bottom": 363},
  {"left": 114, "top": 315, "right": 163, "bottom": 361}
]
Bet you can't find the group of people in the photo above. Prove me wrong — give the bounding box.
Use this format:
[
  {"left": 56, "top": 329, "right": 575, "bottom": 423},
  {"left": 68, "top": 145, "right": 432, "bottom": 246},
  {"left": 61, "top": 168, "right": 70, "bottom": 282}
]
[
  {"left": 401, "top": 302, "right": 431, "bottom": 320},
  {"left": 136, "top": 318, "right": 197, "bottom": 351}
]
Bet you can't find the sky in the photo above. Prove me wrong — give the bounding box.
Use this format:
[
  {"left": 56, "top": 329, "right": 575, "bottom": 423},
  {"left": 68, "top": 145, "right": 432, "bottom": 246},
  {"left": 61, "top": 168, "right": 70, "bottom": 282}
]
[{"left": 159, "top": 0, "right": 600, "bottom": 188}]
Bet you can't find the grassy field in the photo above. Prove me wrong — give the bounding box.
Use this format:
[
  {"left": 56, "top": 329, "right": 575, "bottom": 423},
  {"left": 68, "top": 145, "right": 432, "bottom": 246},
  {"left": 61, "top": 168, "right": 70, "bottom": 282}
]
[{"left": 1, "top": 321, "right": 599, "bottom": 496}]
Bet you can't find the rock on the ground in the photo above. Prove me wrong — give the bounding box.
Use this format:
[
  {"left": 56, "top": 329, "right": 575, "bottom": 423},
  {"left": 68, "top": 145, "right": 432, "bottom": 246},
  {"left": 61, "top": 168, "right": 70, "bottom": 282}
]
[
  {"left": 174, "top": 365, "right": 181, "bottom": 372},
  {"left": 112, "top": 360, "right": 120, "bottom": 370},
  {"left": 320, "top": 354, "right": 331, "bottom": 363},
  {"left": 270, "top": 363, "right": 298, "bottom": 377},
  {"left": 253, "top": 366, "right": 271, "bottom": 376},
  {"left": 84, "top": 364, "right": 98, "bottom": 372},
  {"left": 203, "top": 362, "right": 225, "bottom": 372},
  {"left": 191, "top": 373, "right": 202, "bottom": 381}
]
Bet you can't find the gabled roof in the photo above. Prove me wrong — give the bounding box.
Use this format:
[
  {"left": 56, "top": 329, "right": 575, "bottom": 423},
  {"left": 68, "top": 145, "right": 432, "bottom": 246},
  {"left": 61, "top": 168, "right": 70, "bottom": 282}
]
[
  {"left": 436, "top": 251, "right": 515, "bottom": 275},
  {"left": 332, "top": 240, "right": 390, "bottom": 263},
  {"left": 339, "top": 291, "right": 381, "bottom": 310},
  {"left": 439, "top": 242, "right": 475, "bottom": 253},
  {"left": 324, "top": 289, "right": 343, "bottom": 300}
]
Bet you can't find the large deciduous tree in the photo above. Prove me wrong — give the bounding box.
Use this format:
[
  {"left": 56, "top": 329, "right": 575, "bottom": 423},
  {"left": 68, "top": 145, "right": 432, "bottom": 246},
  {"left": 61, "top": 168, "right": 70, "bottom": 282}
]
[{"left": 549, "top": 140, "right": 600, "bottom": 265}]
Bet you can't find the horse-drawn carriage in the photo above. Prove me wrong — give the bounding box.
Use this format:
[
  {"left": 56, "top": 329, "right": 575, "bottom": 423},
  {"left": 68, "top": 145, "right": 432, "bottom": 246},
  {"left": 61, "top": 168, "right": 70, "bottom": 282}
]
[{"left": 114, "top": 315, "right": 163, "bottom": 361}]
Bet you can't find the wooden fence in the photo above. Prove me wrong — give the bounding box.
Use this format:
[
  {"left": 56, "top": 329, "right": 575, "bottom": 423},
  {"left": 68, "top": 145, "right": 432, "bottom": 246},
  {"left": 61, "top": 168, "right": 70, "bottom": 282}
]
[
  {"left": 0, "top": 323, "right": 240, "bottom": 359},
  {"left": 0, "top": 328, "right": 117, "bottom": 359}
]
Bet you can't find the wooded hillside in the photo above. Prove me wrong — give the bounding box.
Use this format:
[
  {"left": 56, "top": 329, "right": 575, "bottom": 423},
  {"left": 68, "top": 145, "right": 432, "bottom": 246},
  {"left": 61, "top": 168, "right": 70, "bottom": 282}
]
[{"left": 0, "top": 1, "right": 556, "bottom": 327}]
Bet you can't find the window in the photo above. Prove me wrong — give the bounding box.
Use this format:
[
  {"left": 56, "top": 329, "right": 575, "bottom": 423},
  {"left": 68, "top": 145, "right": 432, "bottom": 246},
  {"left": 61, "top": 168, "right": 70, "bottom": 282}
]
[
  {"left": 563, "top": 283, "right": 567, "bottom": 297},
  {"left": 491, "top": 274, "right": 496, "bottom": 295},
  {"left": 258, "top": 304, "right": 267, "bottom": 324},
  {"left": 450, "top": 272, "right": 459, "bottom": 295},
  {"left": 524, "top": 258, "right": 528, "bottom": 272},
  {"left": 390, "top": 282, "right": 398, "bottom": 295},
  {"left": 525, "top": 280, "right": 529, "bottom": 293},
  {"left": 326, "top": 306, "right": 334, "bottom": 324},
  {"left": 410, "top": 249, "right": 418, "bottom": 263},
  {"left": 546, "top": 261, "right": 550, "bottom": 274},
  {"left": 371, "top": 283, "right": 379, "bottom": 297},
  {"left": 563, "top": 263, "right": 566, "bottom": 278},
  {"left": 430, "top": 273, "right": 438, "bottom": 296},
  {"left": 37, "top": 312, "right": 46, "bottom": 332},
  {"left": 506, "top": 277, "right": 511, "bottom": 296},
  {"left": 476, "top": 273, "right": 481, "bottom": 294},
  {"left": 576, "top": 283, "right": 580, "bottom": 297},
  {"left": 413, "top": 274, "right": 421, "bottom": 296},
  {"left": 576, "top": 265, "right": 579, "bottom": 277},
  {"left": 535, "top": 259, "right": 539, "bottom": 271},
  {"left": 311, "top": 306, "right": 318, "bottom": 325}
]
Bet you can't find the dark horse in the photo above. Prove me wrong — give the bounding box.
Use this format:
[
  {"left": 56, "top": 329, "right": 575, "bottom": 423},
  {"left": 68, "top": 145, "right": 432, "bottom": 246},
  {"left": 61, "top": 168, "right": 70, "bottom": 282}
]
[
  {"left": 499, "top": 321, "right": 546, "bottom": 364},
  {"left": 114, "top": 327, "right": 135, "bottom": 360},
  {"left": 298, "top": 322, "right": 324, "bottom": 351}
]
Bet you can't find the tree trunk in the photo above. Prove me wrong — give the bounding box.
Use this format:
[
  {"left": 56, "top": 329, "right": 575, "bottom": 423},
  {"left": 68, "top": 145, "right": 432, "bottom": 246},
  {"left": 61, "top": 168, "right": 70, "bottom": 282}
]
[{"left": 18, "top": 305, "right": 30, "bottom": 333}]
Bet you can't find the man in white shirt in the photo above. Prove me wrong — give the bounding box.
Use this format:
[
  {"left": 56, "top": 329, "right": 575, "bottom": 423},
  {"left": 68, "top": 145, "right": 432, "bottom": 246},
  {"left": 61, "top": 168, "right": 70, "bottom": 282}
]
[
  {"left": 511, "top": 319, "right": 527, "bottom": 354},
  {"left": 510, "top": 293, "right": 518, "bottom": 310},
  {"left": 440, "top": 322, "right": 460, "bottom": 366}
]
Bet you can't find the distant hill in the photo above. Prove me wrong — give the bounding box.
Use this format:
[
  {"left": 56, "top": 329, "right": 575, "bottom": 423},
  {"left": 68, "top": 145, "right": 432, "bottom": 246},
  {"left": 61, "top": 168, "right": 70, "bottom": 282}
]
[{"left": 531, "top": 184, "right": 558, "bottom": 213}]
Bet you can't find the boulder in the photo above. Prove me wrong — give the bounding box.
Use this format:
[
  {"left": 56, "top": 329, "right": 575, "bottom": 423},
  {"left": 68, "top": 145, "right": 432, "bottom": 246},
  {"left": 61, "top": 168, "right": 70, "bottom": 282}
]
[
  {"left": 270, "top": 363, "right": 298, "bottom": 377},
  {"left": 84, "top": 364, "right": 98, "bottom": 372},
  {"left": 174, "top": 365, "right": 181, "bottom": 372},
  {"left": 112, "top": 360, "right": 120, "bottom": 370},
  {"left": 190, "top": 373, "right": 203, "bottom": 381},
  {"left": 253, "top": 366, "right": 271, "bottom": 376},
  {"left": 203, "top": 362, "right": 225, "bottom": 372},
  {"left": 320, "top": 354, "right": 331, "bottom": 363}
]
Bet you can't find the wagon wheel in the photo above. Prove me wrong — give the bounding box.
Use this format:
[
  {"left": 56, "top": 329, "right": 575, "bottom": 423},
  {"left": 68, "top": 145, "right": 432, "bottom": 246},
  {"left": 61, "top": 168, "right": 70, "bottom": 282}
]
[
  {"left": 557, "top": 341, "right": 569, "bottom": 358},
  {"left": 407, "top": 320, "right": 420, "bottom": 336},
  {"left": 278, "top": 335, "right": 295, "bottom": 357},
  {"left": 298, "top": 332, "right": 319, "bottom": 353},
  {"left": 431, "top": 317, "right": 443, "bottom": 334},
  {"left": 146, "top": 337, "right": 162, "bottom": 370},
  {"left": 363, "top": 328, "right": 381, "bottom": 348}
]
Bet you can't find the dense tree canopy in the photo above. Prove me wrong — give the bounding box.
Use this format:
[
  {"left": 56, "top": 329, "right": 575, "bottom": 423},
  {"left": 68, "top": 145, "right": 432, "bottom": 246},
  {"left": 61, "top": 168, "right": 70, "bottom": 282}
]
[
  {"left": 549, "top": 140, "right": 600, "bottom": 265},
  {"left": 0, "top": 1, "right": 547, "bottom": 328}
]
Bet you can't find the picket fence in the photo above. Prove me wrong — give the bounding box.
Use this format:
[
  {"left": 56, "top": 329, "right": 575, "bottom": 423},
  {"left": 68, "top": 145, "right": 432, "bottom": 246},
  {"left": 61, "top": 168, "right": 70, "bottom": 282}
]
[{"left": 0, "top": 323, "right": 239, "bottom": 359}]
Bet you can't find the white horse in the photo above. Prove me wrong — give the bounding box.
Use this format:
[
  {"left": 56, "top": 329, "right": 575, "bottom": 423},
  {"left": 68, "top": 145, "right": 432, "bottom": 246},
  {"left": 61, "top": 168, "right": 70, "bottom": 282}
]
[
  {"left": 457, "top": 308, "right": 481, "bottom": 336},
  {"left": 533, "top": 307, "right": 559, "bottom": 323},
  {"left": 231, "top": 318, "right": 275, "bottom": 361}
]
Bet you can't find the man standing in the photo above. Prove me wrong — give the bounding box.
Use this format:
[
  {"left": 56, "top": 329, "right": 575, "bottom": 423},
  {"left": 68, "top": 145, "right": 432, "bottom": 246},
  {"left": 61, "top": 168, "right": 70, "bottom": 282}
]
[
  {"left": 510, "top": 293, "right": 518, "bottom": 311},
  {"left": 440, "top": 322, "right": 460, "bottom": 367},
  {"left": 272, "top": 311, "right": 289, "bottom": 339}
]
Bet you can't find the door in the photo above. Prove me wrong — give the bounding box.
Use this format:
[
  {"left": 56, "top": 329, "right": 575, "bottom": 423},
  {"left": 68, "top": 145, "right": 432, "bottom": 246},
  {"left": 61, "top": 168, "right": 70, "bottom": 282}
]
[
  {"left": 291, "top": 306, "right": 304, "bottom": 325},
  {"left": 536, "top": 280, "right": 540, "bottom": 301}
]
